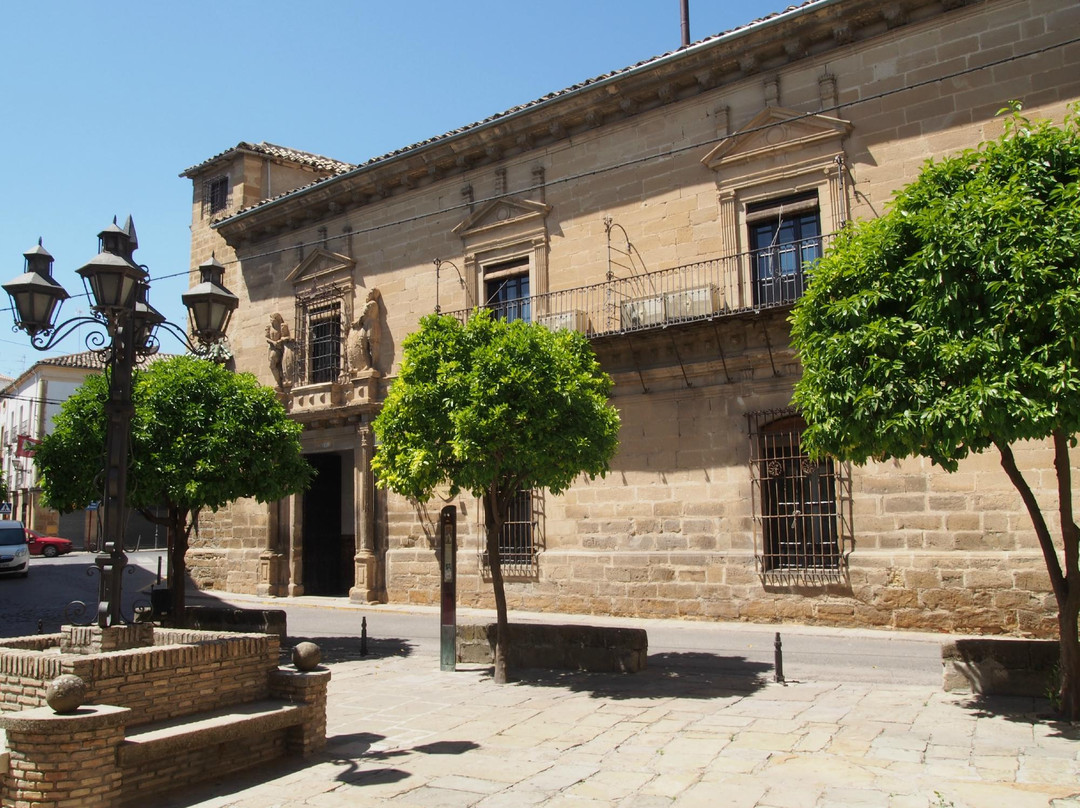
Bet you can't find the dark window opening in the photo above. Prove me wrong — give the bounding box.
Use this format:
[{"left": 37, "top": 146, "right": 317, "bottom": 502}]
[
  {"left": 309, "top": 304, "right": 341, "bottom": 384},
  {"left": 204, "top": 176, "right": 230, "bottom": 216},
  {"left": 748, "top": 193, "right": 821, "bottom": 307},
  {"left": 484, "top": 258, "right": 530, "bottom": 323}
]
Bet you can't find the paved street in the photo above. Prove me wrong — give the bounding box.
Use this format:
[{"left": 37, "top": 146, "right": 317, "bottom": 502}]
[
  {"left": 154, "top": 594, "right": 1078, "bottom": 808},
  {"left": 3, "top": 555, "right": 1077, "bottom": 807}
]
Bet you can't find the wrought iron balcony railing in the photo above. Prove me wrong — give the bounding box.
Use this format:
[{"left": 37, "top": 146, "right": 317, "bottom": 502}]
[{"left": 447, "top": 234, "right": 831, "bottom": 337}]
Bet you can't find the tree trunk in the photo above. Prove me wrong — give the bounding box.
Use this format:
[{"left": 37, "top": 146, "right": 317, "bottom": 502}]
[
  {"left": 1000, "top": 437, "right": 1080, "bottom": 719},
  {"left": 167, "top": 506, "right": 191, "bottom": 620},
  {"left": 1060, "top": 600, "right": 1080, "bottom": 720},
  {"left": 484, "top": 486, "right": 511, "bottom": 684}
]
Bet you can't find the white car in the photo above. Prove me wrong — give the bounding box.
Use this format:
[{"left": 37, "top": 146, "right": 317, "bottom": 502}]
[{"left": 0, "top": 521, "right": 30, "bottom": 578}]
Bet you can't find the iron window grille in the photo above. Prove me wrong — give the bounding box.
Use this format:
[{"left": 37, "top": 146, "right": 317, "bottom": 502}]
[
  {"left": 295, "top": 287, "right": 347, "bottom": 386},
  {"left": 202, "top": 176, "right": 230, "bottom": 217},
  {"left": 480, "top": 488, "right": 543, "bottom": 579},
  {"left": 747, "top": 408, "right": 852, "bottom": 584}
]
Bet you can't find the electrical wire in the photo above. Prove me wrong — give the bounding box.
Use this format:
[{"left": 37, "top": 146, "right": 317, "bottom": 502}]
[{"left": 200, "top": 34, "right": 1080, "bottom": 268}]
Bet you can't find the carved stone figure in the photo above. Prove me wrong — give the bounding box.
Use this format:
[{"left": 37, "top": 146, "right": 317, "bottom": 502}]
[
  {"left": 266, "top": 313, "right": 294, "bottom": 390},
  {"left": 348, "top": 288, "right": 383, "bottom": 374}
]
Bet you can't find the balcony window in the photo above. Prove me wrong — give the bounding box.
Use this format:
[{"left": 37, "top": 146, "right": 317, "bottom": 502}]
[
  {"left": 484, "top": 258, "right": 530, "bottom": 323},
  {"left": 749, "top": 193, "right": 821, "bottom": 307}
]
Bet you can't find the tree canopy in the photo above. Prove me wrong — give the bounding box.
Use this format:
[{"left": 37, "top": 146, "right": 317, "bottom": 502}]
[
  {"left": 36, "top": 355, "right": 311, "bottom": 614},
  {"left": 373, "top": 310, "right": 621, "bottom": 681},
  {"left": 791, "top": 107, "right": 1080, "bottom": 717}
]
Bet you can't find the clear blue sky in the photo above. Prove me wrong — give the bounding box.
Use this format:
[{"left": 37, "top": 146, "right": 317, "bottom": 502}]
[{"left": 0, "top": 0, "right": 784, "bottom": 381}]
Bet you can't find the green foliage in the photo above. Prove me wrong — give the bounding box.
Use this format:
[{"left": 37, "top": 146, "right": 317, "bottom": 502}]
[
  {"left": 372, "top": 310, "right": 621, "bottom": 502},
  {"left": 792, "top": 108, "right": 1080, "bottom": 470},
  {"left": 36, "top": 355, "right": 312, "bottom": 515}
]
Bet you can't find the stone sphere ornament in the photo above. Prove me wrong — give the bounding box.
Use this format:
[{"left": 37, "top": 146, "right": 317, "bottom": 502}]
[
  {"left": 45, "top": 674, "right": 88, "bottom": 714},
  {"left": 292, "top": 641, "right": 322, "bottom": 671}
]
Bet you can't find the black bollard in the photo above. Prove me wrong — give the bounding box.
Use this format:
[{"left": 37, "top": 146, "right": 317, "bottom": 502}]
[
  {"left": 37, "top": 619, "right": 43, "bottom": 635},
  {"left": 360, "top": 616, "right": 368, "bottom": 656},
  {"left": 774, "top": 631, "right": 785, "bottom": 684}
]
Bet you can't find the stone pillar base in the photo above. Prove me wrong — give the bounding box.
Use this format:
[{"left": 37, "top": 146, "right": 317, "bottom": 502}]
[
  {"left": 349, "top": 553, "right": 378, "bottom": 603},
  {"left": 256, "top": 551, "right": 287, "bottom": 597}
]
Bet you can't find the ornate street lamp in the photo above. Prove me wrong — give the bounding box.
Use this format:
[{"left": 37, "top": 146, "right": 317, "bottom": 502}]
[{"left": 3, "top": 216, "right": 238, "bottom": 629}]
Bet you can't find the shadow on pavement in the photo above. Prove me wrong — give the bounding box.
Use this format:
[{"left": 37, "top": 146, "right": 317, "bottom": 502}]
[
  {"left": 503, "top": 651, "right": 773, "bottom": 699},
  {"left": 329, "top": 732, "right": 479, "bottom": 791},
  {"left": 283, "top": 634, "right": 415, "bottom": 663},
  {"left": 958, "top": 694, "right": 1080, "bottom": 738}
]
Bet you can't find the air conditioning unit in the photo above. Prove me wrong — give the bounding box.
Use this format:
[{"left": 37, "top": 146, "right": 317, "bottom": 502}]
[
  {"left": 664, "top": 285, "right": 721, "bottom": 320},
  {"left": 620, "top": 295, "right": 665, "bottom": 329},
  {"left": 537, "top": 310, "right": 588, "bottom": 332}
]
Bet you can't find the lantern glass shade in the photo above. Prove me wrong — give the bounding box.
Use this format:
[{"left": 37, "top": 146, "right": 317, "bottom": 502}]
[
  {"left": 76, "top": 251, "right": 147, "bottom": 312},
  {"left": 133, "top": 285, "right": 166, "bottom": 352},
  {"left": 182, "top": 257, "right": 239, "bottom": 341},
  {"left": 3, "top": 250, "right": 70, "bottom": 336}
]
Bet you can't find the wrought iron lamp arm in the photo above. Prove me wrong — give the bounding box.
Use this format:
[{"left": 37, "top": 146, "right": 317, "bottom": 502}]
[{"left": 20, "top": 314, "right": 111, "bottom": 352}]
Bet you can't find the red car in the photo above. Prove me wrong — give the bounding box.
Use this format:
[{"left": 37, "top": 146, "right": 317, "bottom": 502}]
[{"left": 25, "top": 529, "right": 74, "bottom": 558}]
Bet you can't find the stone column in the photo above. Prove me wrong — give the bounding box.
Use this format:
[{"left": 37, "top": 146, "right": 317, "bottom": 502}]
[
  {"left": 287, "top": 492, "right": 304, "bottom": 597},
  {"left": 0, "top": 704, "right": 131, "bottom": 808},
  {"left": 258, "top": 498, "right": 287, "bottom": 597},
  {"left": 350, "top": 425, "right": 378, "bottom": 603}
]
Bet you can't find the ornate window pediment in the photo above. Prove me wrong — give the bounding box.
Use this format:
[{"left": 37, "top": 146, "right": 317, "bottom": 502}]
[
  {"left": 451, "top": 195, "right": 553, "bottom": 315},
  {"left": 701, "top": 106, "right": 852, "bottom": 176},
  {"left": 286, "top": 248, "right": 356, "bottom": 295},
  {"left": 452, "top": 196, "right": 551, "bottom": 249}
]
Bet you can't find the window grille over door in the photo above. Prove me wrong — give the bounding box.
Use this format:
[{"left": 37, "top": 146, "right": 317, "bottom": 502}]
[
  {"left": 747, "top": 409, "right": 851, "bottom": 581},
  {"left": 748, "top": 193, "right": 822, "bottom": 307}
]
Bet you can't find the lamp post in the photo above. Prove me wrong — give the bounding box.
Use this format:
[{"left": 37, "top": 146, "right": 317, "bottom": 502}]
[{"left": 3, "top": 216, "right": 238, "bottom": 628}]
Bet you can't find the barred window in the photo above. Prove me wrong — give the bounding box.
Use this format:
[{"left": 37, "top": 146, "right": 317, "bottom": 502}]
[
  {"left": 482, "top": 488, "right": 542, "bottom": 578},
  {"left": 203, "top": 176, "right": 230, "bottom": 217},
  {"left": 748, "top": 409, "right": 851, "bottom": 581},
  {"left": 309, "top": 303, "right": 341, "bottom": 384}
]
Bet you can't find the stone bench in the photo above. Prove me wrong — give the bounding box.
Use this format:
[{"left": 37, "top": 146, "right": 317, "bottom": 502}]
[
  {"left": 0, "top": 627, "right": 329, "bottom": 807},
  {"left": 942, "top": 637, "right": 1058, "bottom": 696},
  {"left": 457, "top": 622, "right": 648, "bottom": 673},
  {"left": 119, "top": 699, "right": 304, "bottom": 767}
]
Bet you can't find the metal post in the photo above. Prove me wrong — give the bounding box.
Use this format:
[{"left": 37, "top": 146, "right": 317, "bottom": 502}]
[
  {"left": 774, "top": 631, "right": 785, "bottom": 684},
  {"left": 439, "top": 505, "right": 457, "bottom": 671},
  {"left": 360, "top": 616, "right": 368, "bottom": 656},
  {"left": 95, "top": 312, "right": 135, "bottom": 628}
]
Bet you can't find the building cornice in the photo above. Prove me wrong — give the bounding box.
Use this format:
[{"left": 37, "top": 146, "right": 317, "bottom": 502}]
[{"left": 213, "top": 0, "right": 979, "bottom": 247}]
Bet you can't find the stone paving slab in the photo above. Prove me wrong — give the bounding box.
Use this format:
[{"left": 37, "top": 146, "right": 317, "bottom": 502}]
[{"left": 156, "top": 649, "right": 1080, "bottom": 808}]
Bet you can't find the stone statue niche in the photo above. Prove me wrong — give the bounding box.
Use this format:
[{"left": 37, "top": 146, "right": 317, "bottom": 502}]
[
  {"left": 266, "top": 313, "right": 297, "bottom": 391},
  {"left": 347, "top": 287, "right": 383, "bottom": 376}
]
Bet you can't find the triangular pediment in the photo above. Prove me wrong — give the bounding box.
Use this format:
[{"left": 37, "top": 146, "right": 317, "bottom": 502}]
[
  {"left": 702, "top": 106, "right": 852, "bottom": 170},
  {"left": 286, "top": 248, "right": 356, "bottom": 287},
  {"left": 452, "top": 196, "right": 552, "bottom": 238}
]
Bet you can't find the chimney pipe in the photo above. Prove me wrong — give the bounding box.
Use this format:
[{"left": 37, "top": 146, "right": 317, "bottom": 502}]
[{"left": 680, "top": 0, "right": 690, "bottom": 47}]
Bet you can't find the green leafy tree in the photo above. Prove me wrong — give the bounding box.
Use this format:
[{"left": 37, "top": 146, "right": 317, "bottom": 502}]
[
  {"left": 372, "top": 310, "right": 620, "bottom": 683},
  {"left": 0, "top": 472, "right": 8, "bottom": 505},
  {"left": 791, "top": 108, "right": 1080, "bottom": 718},
  {"left": 36, "top": 355, "right": 312, "bottom": 616}
]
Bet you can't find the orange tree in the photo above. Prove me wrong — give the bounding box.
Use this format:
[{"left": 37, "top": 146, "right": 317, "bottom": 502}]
[
  {"left": 36, "top": 355, "right": 311, "bottom": 616},
  {"left": 372, "top": 310, "right": 620, "bottom": 683},
  {"left": 792, "top": 109, "right": 1080, "bottom": 718}
]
